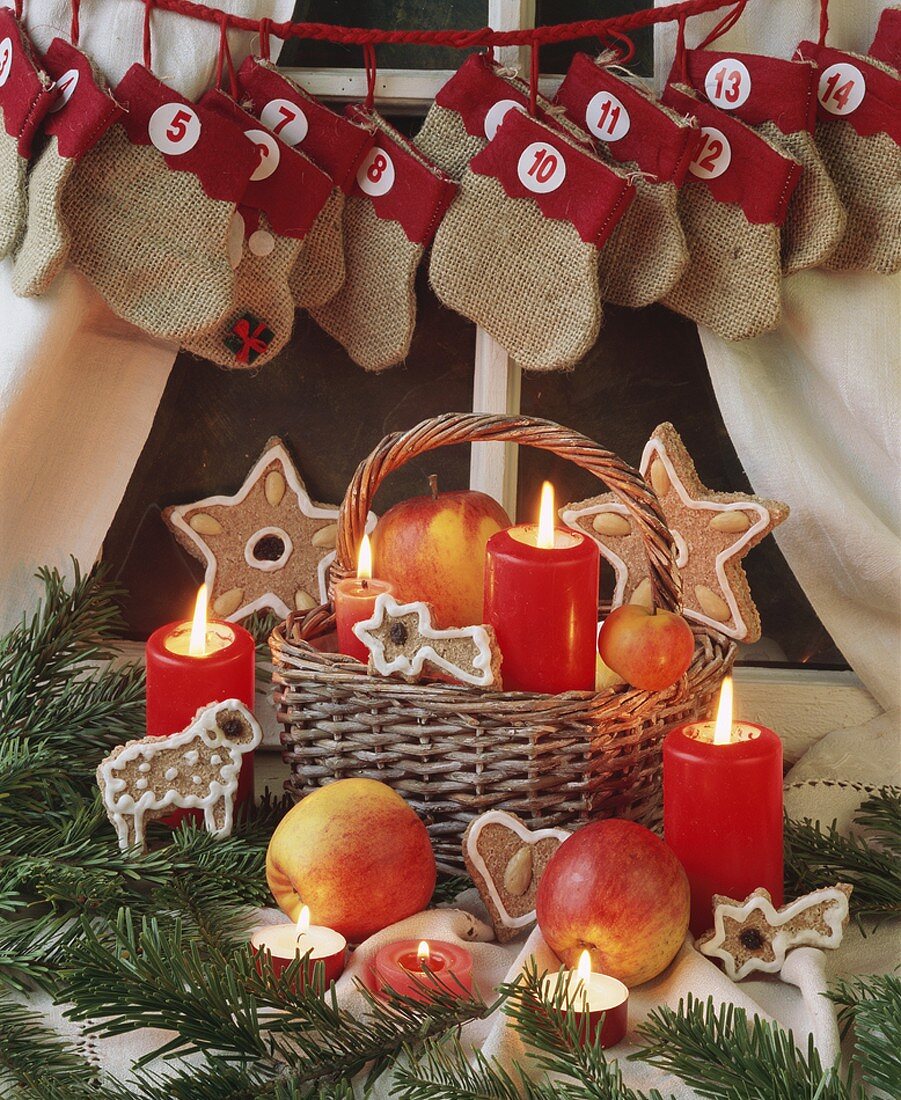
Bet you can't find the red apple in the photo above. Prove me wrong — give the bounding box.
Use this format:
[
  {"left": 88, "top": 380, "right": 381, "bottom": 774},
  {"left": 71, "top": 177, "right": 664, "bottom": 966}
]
[
  {"left": 536, "top": 819, "right": 690, "bottom": 987},
  {"left": 372, "top": 480, "right": 511, "bottom": 627},
  {"left": 597, "top": 603, "right": 695, "bottom": 691}
]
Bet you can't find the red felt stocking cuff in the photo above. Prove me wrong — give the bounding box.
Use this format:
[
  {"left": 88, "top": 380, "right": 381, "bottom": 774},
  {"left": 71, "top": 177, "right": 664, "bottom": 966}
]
[
  {"left": 869, "top": 8, "right": 901, "bottom": 71},
  {"left": 797, "top": 41, "right": 901, "bottom": 143},
  {"left": 0, "top": 7, "right": 55, "bottom": 156},
  {"left": 41, "top": 38, "right": 122, "bottom": 158}
]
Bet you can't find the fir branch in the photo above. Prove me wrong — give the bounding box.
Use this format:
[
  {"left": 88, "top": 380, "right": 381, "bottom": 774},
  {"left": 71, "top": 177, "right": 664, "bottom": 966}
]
[
  {"left": 828, "top": 974, "right": 901, "bottom": 1096},
  {"left": 635, "top": 994, "right": 848, "bottom": 1100},
  {"left": 431, "top": 874, "right": 473, "bottom": 906},
  {"left": 394, "top": 1036, "right": 557, "bottom": 1100},
  {"left": 853, "top": 788, "right": 901, "bottom": 856}
]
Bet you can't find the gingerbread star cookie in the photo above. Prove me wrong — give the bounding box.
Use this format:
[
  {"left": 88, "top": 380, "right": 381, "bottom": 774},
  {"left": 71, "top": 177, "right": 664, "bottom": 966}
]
[
  {"left": 164, "top": 437, "right": 373, "bottom": 621},
  {"left": 561, "top": 423, "right": 788, "bottom": 642},
  {"left": 697, "top": 884, "right": 852, "bottom": 981},
  {"left": 353, "top": 593, "right": 503, "bottom": 688}
]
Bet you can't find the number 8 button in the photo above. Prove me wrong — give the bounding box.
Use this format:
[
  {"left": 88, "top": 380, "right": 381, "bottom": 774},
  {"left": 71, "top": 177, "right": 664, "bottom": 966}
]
[{"left": 356, "top": 146, "right": 395, "bottom": 197}]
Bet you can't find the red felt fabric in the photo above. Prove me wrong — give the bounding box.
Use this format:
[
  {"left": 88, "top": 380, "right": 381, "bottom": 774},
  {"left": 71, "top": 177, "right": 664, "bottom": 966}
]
[
  {"left": 797, "top": 41, "right": 901, "bottom": 144},
  {"left": 0, "top": 8, "right": 56, "bottom": 155},
  {"left": 869, "top": 7, "right": 901, "bottom": 71},
  {"left": 41, "top": 38, "right": 123, "bottom": 160}
]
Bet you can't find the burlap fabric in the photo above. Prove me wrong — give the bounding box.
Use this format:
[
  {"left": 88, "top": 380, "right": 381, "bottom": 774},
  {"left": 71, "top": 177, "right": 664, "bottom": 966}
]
[
  {"left": 663, "top": 184, "right": 783, "bottom": 341},
  {"left": 0, "top": 127, "right": 26, "bottom": 258},
  {"left": 415, "top": 104, "right": 489, "bottom": 179},
  {"left": 290, "top": 185, "right": 345, "bottom": 308},
  {"left": 11, "top": 138, "right": 71, "bottom": 296},
  {"left": 62, "top": 125, "right": 241, "bottom": 340},
  {"left": 431, "top": 173, "right": 603, "bottom": 371}
]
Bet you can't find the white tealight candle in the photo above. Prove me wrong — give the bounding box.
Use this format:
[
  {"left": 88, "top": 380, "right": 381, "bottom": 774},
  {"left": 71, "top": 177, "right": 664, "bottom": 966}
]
[
  {"left": 539, "top": 951, "right": 629, "bottom": 1049},
  {"left": 250, "top": 906, "right": 347, "bottom": 987}
]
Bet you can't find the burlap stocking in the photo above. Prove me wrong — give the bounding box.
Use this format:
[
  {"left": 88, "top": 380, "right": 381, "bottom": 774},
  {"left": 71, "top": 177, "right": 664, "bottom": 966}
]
[
  {"left": 12, "top": 38, "right": 121, "bottom": 297},
  {"left": 180, "top": 89, "right": 332, "bottom": 369},
  {"left": 237, "top": 56, "right": 374, "bottom": 310},
  {"left": 869, "top": 7, "right": 900, "bottom": 70},
  {"left": 61, "top": 64, "right": 258, "bottom": 341},
  {"left": 680, "top": 48, "right": 846, "bottom": 274},
  {"left": 660, "top": 84, "right": 802, "bottom": 341},
  {"left": 429, "top": 108, "right": 634, "bottom": 371},
  {"left": 554, "top": 53, "right": 700, "bottom": 308},
  {"left": 310, "top": 107, "right": 455, "bottom": 371},
  {"left": 0, "top": 7, "right": 55, "bottom": 258},
  {"left": 797, "top": 40, "right": 901, "bottom": 274}
]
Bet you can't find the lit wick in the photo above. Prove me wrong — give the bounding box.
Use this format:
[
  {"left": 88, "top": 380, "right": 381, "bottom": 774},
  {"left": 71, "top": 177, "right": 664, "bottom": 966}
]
[
  {"left": 295, "top": 904, "right": 311, "bottom": 942},
  {"left": 713, "top": 676, "right": 734, "bottom": 746},
  {"left": 188, "top": 584, "right": 209, "bottom": 657},
  {"left": 537, "top": 481, "right": 555, "bottom": 550},
  {"left": 358, "top": 533, "right": 374, "bottom": 592}
]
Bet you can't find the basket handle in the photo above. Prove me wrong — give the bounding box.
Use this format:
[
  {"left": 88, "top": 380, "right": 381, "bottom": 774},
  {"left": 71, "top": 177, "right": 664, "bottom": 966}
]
[{"left": 335, "top": 412, "right": 681, "bottom": 613}]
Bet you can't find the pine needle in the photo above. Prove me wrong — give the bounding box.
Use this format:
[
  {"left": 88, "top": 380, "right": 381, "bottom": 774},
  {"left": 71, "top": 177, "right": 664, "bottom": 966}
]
[{"left": 829, "top": 974, "right": 901, "bottom": 1096}]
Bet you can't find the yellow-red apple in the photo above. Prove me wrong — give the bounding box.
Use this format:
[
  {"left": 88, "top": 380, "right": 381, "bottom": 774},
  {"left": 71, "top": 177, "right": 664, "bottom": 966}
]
[
  {"left": 536, "top": 819, "right": 689, "bottom": 987},
  {"left": 266, "top": 778, "right": 436, "bottom": 943},
  {"left": 372, "top": 481, "right": 510, "bottom": 626},
  {"left": 597, "top": 603, "right": 695, "bottom": 692}
]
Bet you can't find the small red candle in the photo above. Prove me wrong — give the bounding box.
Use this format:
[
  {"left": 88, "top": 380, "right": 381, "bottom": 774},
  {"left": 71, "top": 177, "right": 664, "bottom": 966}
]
[
  {"left": 540, "top": 951, "right": 628, "bottom": 1049},
  {"left": 250, "top": 905, "right": 347, "bottom": 989},
  {"left": 484, "top": 482, "right": 600, "bottom": 693},
  {"left": 372, "top": 939, "right": 473, "bottom": 1002},
  {"left": 664, "top": 677, "right": 783, "bottom": 937},
  {"left": 146, "top": 585, "right": 256, "bottom": 814},
  {"left": 334, "top": 534, "right": 394, "bottom": 662}
]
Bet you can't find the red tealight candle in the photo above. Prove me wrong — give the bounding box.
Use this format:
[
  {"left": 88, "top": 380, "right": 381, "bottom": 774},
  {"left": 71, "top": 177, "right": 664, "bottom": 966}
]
[
  {"left": 484, "top": 482, "right": 600, "bottom": 693},
  {"left": 372, "top": 939, "right": 473, "bottom": 1003},
  {"left": 250, "top": 905, "right": 347, "bottom": 989},
  {"left": 146, "top": 585, "right": 256, "bottom": 814},
  {"left": 664, "top": 677, "right": 784, "bottom": 937},
  {"left": 540, "top": 951, "right": 628, "bottom": 1049},
  {"left": 334, "top": 533, "right": 394, "bottom": 662}
]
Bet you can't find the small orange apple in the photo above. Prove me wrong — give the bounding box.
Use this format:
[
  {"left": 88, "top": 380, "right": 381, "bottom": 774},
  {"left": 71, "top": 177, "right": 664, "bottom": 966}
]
[
  {"left": 597, "top": 603, "right": 695, "bottom": 692},
  {"left": 372, "top": 479, "right": 510, "bottom": 627}
]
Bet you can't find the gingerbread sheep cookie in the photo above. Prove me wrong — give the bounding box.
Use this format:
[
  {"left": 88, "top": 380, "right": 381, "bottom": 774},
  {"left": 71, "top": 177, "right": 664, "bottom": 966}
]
[
  {"left": 353, "top": 593, "right": 503, "bottom": 689},
  {"left": 97, "top": 700, "right": 262, "bottom": 851},
  {"left": 463, "top": 811, "right": 570, "bottom": 943},
  {"left": 561, "top": 422, "right": 788, "bottom": 642}
]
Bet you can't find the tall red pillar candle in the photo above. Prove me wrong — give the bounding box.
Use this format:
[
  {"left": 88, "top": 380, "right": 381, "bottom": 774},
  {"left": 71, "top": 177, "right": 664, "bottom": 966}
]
[
  {"left": 484, "top": 483, "right": 599, "bottom": 694},
  {"left": 146, "top": 586, "right": 256, "bottom": 814},
  {"left": 663, "top": 679, "right": 783, "bottom": 937},
  {"left": 334, "top": 534, "right": 395, "bottom": 662}
]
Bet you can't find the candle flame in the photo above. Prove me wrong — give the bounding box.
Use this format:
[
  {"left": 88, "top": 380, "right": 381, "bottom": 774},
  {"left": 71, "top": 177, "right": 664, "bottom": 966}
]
[
  {"left": 417, "top": 941, "right": 430, "bottom": 965},
  {"left": 577, "top": 950, "right": 592, "bottom": 984},
  {"left": 295, "top": 905, "right": 311, "bottom": 938},
  {"left": 713, "top": 676, "right": 734, "bottom": 745},
  {"left": 357, "top": 533, "right": 373, "bottom": 581},
  {"left": 537, "top": 481, "right": 556, "bottom": 549},
  {"left": 189, "top": 585, "right": 208, "bottom": 657}
]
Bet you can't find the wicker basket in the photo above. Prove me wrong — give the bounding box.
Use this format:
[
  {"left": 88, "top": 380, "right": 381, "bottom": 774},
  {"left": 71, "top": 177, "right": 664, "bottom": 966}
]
[{"left": 270, "top": 414, "right": 735, "bottom": 872}]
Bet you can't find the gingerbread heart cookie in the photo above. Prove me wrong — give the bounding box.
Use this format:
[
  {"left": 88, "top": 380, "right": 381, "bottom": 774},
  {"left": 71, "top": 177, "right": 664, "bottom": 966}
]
[{"left": 463, "top": 811, "right": 569, "bottom": 943}]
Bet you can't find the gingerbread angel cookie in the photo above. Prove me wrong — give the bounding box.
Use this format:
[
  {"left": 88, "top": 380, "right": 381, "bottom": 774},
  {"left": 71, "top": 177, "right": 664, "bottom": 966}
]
[
  {"left": 698, "top": 884, "right": 852, "bottom": 980},
  {"left": 561, "top": 423, "right": 788, "bottom": 642},
  {"left": 353, "top": 593, "right": 502, "bottom": 688},
  {"left": 463, "top": 811, "right": 569, "bottom": 943},
  {"left": 164, "top": 437, "right": 375, "bottom": 621}
]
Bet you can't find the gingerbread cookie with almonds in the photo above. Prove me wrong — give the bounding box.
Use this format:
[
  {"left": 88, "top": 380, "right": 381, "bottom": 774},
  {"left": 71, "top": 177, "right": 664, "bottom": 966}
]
[
  {"left": 698, "top": 884, "right": 852, "bottom": 981},
  {"left": 463, "top": 811, "right": 570, "bottom": 943},
  {"left": 164, "top": 437, "right": 375, "bottom": 622},
  {"left": 561, "top": 423, "right": 788, "bottom": 642},
  {"left": 353, "top": 593, "right": 502, "bottom": 688}
]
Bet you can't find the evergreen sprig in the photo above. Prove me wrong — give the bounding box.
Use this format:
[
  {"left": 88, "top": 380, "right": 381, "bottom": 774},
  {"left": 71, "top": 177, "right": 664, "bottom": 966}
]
[{"left": 829, "top": 974, "right": 901, "bottom": 1096}]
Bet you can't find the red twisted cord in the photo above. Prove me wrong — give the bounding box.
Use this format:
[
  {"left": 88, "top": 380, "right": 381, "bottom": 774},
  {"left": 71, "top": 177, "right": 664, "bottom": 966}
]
[
  {"left": 134, "top": 0, "right": 759, "bottom": 49},
  {"left": 818, "top": 0, "right": 829, "bottom": 46},
  {"left": 143, "top": 0, "right": 153, "bottom": 69},
  {"left": 70, "top": 0, "right": 80, "bottom": 44}
]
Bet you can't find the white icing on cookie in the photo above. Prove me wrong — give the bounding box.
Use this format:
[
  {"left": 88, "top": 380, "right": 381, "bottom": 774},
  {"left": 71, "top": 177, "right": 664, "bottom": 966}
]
[
  {"left": 466, "top": 811, "right": 570, "bottom": 929},
  {"left": 165, "top": 767, "right": 178, "bottom": 781},
  {"left": 561, "top": 501, "right": 632, "bottom": 606}
]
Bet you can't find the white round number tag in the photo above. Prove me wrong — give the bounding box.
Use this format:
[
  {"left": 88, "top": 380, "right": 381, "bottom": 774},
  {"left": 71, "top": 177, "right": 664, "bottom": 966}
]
[
  {"left": 356, "top": 146, "right": 395, "bottom": 197},
  {"left": 818, "top": 62, "right": 866, "bottom": 116},
  {"left": 0, "top": 38, "right": 13, "bottom": 89},
  {"left": 585, "top": 90, "right": 630, "bottom": 142},
  {"left": 517, "top": 141, "right": 567, "bottom": 193},
  {"left": 704, "top": 58, "right": 751, "bottom": 110},
  {"left": 261, "top": 98, "right": 308, "bottom": 146},
  {"left": 689, "top": 126, "right": 732, "bottom": 179},
  {"left": 246, "top": 128, "right": 280, "bottom": 181},
  {"left": 49, "top": 68, "right": 79, "bottom": 113},
  {"left": 148, "top": 103, "right": 201, "bottom": 155},
  {"left": 484, "top": 98, "right": 525, "bottom": 141}
]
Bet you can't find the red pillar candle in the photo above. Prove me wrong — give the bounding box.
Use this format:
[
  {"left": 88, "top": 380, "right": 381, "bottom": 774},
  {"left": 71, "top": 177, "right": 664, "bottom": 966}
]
[
  {"left": 663, "top": 678, "right": 783, "bottom": 937},
  {"left": 334, "top": 534, "right": 395, "bottom": 662},
  {"left": 372, "top": 939, "right": 473, "bottom": 1002},
  {"left": 146, "top": 586, "right": 256, "bottom": 813},
  {"left": 539, "top": 952, "right": 628, "bottom": 1049},
  {"left": 484, "top": 483, "right": 599, "bottom": 693}
]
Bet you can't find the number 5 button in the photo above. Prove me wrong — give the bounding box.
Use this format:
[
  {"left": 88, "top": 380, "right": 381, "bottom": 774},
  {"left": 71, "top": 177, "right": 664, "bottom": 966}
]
[{"left": 148, "top": 103, "right": 201, "bottom": 155}]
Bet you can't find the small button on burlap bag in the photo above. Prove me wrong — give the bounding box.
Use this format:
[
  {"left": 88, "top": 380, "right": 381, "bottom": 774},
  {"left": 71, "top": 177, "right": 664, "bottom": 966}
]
[
  {"left": 680, "top": 48, "right": 846, "bottom": 274},
  {"left": 61, "top": 64, "right": 258, "bottom": 341},
  {"left": 869, "top": 7, "right": 900, "bottom": 70},
  {"left": 0, "top": 7, "right": 55, "bottom": 258},
  {"left": 237, "top": 56, "right": 375, "bottom": 310},
  {"left": 660, "top": 84, "right": 802, "bottom": 341},
  {"left": 796, "top": 40, "right": 901, "bottom": 275},
  {"left": 429, "top": 107, "right": 635, "bottom": 372},
  {"left": 310, "top": 106, "right": 456, "bottom": 372},
  {"left": 554, "top": 53, "right": 701, "bottom": 308},
  {"left": 181, "top": 89, "right": 333, "bottom": 369},
  {"left": 12, "top": 38, "right": 122, "bottom": 297}
]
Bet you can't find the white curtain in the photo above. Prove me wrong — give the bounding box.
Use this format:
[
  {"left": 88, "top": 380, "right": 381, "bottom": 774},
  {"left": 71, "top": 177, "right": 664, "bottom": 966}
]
[
  {"left": 655, "top": 0, "right": 900, "bottom": 711},
  {"left": 0, "top": 0, "right": 293, "bottom": 633}
]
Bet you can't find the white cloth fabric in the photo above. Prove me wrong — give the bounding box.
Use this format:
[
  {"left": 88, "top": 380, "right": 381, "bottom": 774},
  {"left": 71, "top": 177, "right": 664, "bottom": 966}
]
[
  {"left": 0, "top": 0, "right": 293, "bottom": 634},
  {"left": 655, "top": 0, "right": 901, "bottom": 711}
]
